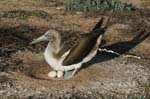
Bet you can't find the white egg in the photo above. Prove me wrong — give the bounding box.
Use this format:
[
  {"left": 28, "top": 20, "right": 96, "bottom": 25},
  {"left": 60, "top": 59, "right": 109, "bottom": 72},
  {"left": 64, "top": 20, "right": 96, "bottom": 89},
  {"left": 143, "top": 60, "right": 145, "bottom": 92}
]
[
  {"left": 48, "top": 71, "right": 57, "bottom": 78},
  {"left": 57, "top": 71, "right": 64, "bottom": 78}
]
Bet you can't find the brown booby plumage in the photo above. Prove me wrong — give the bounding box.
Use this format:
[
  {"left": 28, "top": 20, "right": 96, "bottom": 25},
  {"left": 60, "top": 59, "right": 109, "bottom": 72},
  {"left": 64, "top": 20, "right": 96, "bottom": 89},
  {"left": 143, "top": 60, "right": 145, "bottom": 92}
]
[{"left": 30, "top": 17, "right": 109, "bottom": 80}]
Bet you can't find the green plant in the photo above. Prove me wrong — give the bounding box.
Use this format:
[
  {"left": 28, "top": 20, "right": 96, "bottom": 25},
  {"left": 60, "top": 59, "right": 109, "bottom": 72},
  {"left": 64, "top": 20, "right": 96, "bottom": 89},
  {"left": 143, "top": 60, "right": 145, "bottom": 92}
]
[
  {"left": 65, "top": 0, "right": 133, "bottom": 12},
  {"left": 33, "top": 10, "right": 48, "bottom": 19},
  {"left": 0, "top": 10, "right": 30, "bottom": 19},
  {"left": 0, "top": 10, "right": 49, "bottom": 20}
]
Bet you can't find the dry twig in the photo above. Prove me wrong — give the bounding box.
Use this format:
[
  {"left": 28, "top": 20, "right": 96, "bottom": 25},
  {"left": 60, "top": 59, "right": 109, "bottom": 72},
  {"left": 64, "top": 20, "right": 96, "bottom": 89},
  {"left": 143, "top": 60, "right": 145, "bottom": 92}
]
[{"left": 98, "top": 48, "right": 141, "bottom": 59}]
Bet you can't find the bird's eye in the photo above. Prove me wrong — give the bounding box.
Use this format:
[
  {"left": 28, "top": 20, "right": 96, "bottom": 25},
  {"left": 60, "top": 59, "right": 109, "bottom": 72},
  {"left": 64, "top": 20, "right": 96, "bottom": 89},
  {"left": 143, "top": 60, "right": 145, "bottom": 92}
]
[{"left": 45, "top": 34, "right": 49, "bottom": 37}]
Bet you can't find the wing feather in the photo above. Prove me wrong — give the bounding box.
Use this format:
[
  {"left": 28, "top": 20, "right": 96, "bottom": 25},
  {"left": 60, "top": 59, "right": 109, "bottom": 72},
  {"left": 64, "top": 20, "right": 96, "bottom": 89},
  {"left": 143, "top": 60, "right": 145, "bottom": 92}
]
[{"left": 62, "top": 32, "right": 100, "bottom": 66}]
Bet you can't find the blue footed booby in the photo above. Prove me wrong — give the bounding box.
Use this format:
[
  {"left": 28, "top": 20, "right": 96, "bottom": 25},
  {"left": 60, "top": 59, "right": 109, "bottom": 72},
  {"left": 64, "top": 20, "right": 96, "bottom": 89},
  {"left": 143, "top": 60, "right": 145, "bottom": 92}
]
[{"left": 30, "top": 17, "right": 110, "bottom": 80}]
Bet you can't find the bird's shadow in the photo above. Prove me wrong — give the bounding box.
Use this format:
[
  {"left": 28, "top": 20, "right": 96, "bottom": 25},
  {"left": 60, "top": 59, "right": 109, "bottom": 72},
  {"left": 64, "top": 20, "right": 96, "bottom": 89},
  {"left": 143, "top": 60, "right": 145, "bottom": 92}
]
[{"left": 83, "top": 29, "right": 150, "bottom": 68}]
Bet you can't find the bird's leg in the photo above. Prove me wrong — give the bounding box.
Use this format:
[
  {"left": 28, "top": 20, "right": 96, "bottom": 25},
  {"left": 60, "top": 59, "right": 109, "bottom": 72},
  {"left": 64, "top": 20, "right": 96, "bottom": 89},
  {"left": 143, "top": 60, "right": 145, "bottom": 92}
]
[
  {"left": 63, "top": 70, "right": 69, "bottom": 78},
  {"left": 61, "top": 68, "right": 78, "bottom": 80}
]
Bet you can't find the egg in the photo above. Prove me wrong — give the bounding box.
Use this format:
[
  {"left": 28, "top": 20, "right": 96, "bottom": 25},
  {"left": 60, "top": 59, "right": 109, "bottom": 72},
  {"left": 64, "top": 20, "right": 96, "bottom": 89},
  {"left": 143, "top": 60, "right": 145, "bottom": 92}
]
[
  {"left": 48, "top": 71, "right": 57, "bottom": 78},
  {"left": 57, "top": 71, "right": 64, "bottom": 78}
]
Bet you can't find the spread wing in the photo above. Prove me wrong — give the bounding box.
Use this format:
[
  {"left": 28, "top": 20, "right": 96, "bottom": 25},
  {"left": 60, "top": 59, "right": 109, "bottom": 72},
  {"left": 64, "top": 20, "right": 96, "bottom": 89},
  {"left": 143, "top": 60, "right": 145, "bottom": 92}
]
[
  {"left": 62, "top": 32, "right": 101, "bottom": 66},
  {"left": 52, "top": 32, "right": 81, "bottom": 59},
  {"left": 92, "top": 17, "right": 104, "bottom": 32},
  {"left": 55, "top": 18, "right": 106, "bottom": 65}
]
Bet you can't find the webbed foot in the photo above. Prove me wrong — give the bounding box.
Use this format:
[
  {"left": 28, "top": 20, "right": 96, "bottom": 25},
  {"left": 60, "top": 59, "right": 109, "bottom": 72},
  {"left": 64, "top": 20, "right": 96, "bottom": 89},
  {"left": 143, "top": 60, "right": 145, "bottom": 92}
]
[{"left": 61, "top": 68, "right": 78, "bottom": 80}]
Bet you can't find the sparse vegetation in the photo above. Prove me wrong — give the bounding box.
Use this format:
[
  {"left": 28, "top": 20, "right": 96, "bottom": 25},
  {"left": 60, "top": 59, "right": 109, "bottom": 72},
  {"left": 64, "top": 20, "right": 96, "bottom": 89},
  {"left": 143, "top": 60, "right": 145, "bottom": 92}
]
[
  {"left": 143, "top": 81, "right": 150, "bottom": 97},
  {"left": 65, "top": 0, "right": 133, "bottom": 12},
  {"left": 0, "top": 10, "right": 50, "bottom": 19}
]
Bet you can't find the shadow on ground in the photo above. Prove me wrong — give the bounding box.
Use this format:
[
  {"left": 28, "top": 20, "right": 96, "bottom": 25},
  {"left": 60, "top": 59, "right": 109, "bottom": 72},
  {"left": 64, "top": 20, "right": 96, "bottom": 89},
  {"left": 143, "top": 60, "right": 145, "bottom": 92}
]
[{"left": 84, "top": 27, "right": 150, "bottom": 67}]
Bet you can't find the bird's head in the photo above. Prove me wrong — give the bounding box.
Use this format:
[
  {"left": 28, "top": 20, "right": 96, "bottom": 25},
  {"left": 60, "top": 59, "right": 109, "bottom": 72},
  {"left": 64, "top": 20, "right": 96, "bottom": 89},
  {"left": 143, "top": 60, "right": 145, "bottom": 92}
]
[{"left": 30, "top": 29, "right": 60, "bottom": 45}]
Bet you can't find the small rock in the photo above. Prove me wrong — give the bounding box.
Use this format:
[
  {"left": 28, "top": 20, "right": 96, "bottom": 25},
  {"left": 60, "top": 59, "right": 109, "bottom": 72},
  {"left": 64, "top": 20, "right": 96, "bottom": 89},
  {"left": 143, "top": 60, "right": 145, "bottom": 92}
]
[
  {"left": 56, "top": 7, "right": 61, "bottom": 10},
  {"left": 76, "top": 11, "right": 83, "bottom": 15}
]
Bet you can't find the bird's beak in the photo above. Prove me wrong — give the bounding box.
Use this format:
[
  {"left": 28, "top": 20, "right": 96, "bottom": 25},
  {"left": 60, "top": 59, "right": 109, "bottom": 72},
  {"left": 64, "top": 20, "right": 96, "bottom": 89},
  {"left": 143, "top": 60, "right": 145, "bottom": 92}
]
[{"left": 30, "top": 35, "right": 48, "bottom": 45}]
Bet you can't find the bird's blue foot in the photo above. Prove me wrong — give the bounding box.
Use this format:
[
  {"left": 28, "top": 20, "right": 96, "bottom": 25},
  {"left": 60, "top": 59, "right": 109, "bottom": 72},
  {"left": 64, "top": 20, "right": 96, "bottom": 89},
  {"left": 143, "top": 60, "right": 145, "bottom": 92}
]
[{"left": 61, "top": 68, "right": 78, "bottom": 80}]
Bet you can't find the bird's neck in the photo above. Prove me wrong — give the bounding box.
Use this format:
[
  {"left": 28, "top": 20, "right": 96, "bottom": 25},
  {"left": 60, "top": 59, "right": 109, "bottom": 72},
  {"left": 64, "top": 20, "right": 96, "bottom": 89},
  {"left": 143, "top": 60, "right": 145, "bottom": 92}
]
[{"left": 45, "top": 38, "right": 61, "bottom": 55}]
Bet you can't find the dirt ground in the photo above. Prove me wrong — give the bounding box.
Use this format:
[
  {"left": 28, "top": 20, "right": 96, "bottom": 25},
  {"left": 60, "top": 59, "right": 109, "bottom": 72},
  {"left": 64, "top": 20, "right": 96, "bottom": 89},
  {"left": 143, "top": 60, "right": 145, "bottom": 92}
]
[{"left": 0, "top": 0, "right": 150, "bottom": 99}]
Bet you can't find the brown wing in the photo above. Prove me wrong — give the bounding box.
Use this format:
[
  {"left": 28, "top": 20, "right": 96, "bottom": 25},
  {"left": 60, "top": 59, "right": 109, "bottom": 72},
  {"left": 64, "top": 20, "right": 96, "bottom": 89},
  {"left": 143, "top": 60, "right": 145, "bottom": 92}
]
[
  {"left": 53, "top": 42, "right": 76, "bottom": 59},
  {"left": 52, "top": 33, "right": 80, "bottom": 59},
  {"left": 92, "top": 17, "right": 104, "bottom": 32},
  {"left": 62, "top": 32, "right": 101, "bottom": 66}
]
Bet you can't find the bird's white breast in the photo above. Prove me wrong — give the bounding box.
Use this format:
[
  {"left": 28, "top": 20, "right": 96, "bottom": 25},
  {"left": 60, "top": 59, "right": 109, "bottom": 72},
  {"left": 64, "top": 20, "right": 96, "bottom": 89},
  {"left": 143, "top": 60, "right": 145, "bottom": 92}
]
[
  {"left": 44, "top": 38, "right": 99, "bottom": 72},
  {"left": 44, "top": 44, "right": 82, "bottom": 71}
]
